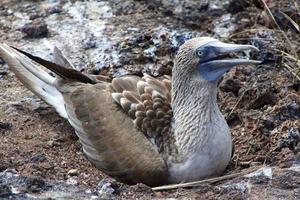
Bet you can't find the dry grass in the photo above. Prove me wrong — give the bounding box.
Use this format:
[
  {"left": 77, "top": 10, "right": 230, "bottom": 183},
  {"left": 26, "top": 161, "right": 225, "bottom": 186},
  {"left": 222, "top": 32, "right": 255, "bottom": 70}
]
[
  {"left": 259, "top": 0, "right": 300, "bottom": 81},
  {"left": 279, "top": 50, "right": 300, "bottom": 81},
  {"left": 152, "top": 167, "right": 259, "bottom": 191}
]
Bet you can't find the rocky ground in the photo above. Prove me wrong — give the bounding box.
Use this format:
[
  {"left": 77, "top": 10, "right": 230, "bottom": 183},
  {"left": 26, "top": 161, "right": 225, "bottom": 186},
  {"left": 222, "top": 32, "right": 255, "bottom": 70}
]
[{"left": 0, "top": 0, "right": 299, "bottom": 199}]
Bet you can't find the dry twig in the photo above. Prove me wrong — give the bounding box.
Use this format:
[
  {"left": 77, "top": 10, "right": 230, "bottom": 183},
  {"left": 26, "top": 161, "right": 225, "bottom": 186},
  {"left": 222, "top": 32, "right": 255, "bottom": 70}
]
[{"left": 152, "top": 168, "right": 258, "bottom": 191}]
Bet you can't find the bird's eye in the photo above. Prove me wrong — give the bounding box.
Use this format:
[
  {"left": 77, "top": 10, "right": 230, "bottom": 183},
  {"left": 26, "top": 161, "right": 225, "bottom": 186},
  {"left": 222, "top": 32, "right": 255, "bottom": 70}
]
[{"left": 197, "top": 50, "right": 203, "bottom": 57}]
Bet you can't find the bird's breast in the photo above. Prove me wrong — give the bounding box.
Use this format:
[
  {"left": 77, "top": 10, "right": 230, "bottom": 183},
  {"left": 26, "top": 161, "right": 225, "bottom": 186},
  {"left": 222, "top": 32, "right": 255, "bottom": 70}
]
[{"left": 167, "top": 120, "right": 232, "bottom": 183}]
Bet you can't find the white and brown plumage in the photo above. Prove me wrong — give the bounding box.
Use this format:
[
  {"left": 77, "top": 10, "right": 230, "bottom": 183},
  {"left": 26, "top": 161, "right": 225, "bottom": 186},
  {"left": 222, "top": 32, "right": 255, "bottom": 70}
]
[{"left": 0, "top": 37, "right": 259, "bottom": 186}]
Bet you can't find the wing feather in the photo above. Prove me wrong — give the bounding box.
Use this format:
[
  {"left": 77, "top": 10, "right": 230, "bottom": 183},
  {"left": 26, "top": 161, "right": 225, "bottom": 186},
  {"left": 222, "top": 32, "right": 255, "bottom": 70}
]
[
  {"left": 110, "top": 74, "right": 175, "bottom": 155},
  {"left": 59, "top": 83, "right": 167, "bottom": 186}
]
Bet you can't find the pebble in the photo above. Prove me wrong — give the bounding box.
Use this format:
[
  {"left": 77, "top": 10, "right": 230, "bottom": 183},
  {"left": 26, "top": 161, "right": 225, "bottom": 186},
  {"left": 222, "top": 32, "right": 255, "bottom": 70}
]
[
  {"left": 19, "top": 21, "right": 48, "bottom": 38},
  {"left": 97, "top": 179, "right": 116, "bottom": 199},
  {"left": 30, "top": 153, "right": 46, "bottom": 162},
  {"left": 0, "top": 122, "right": 12, "bottom": 130},
  {"left": 0, "top": 58, "right": 4, "bottom": 64},
  {"left": 46, "top": 140, "right": 55, "bottom": 147},
  {"left": 98, "top": 183, "right": 115, "bottom": 199},
  {"left": 0, "top": 70, "right": 7, "bottom": 75},
  {"left": 66, "top": 178, "right": 78, "bottom": 185},
  {"left": 67, "top": 169, "right": 79, "bottom": 176}
]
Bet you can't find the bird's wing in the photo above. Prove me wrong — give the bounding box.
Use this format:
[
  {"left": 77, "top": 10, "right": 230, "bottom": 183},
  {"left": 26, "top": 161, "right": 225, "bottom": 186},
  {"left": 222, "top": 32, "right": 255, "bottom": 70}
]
[
  {"left": 58, "top": 81, "right": 167, "bottom": 186},
  {"left": 0, "top": 44, "right": 167, "bottom": 186},
  {"left": 110, "top": 74, "right": 176, "bottom": 156}
]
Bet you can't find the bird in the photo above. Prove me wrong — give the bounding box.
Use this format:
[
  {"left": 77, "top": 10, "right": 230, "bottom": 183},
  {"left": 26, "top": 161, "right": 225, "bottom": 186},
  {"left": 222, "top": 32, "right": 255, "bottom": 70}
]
[{"left": 0, "top": 37, "right": 260, "bottom": 186}]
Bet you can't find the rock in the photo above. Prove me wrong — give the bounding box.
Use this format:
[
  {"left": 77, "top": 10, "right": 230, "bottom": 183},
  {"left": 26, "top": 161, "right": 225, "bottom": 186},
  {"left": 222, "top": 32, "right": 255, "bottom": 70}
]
[
  {"left": 112, "top": 27, "right": 197, "bottom": 77},
  {"left": 258, "top": 119, "right": 276, "bottom": 136},
  {"left": 244, "top": 167, "right": 273, "bottom": 179},
  {"left": 0, "top": 185, "right": 11, "bottom": 198},
  {"left": 238, "top": 161, "right": 251, "bottom": 168},
  {"left": 67, "top": 169, "right": 79, "bottom": 176},
  {"left": 0, "top": 160, "right": 10, "bottom": 172},
  {"left": 19, "top": 21, "right": 49, "bottom": 38},
  {"left": 0, "top": 122, "right": 12, "bottom": 130},
  {"left": 82, "top": 34, "right": 97, "bottom": 49},
  {"left": 97, "top": 179, "right": 118, "bottom": 199},
  {"left": 0, "top": 57, "right": 4, "bottom": 64},
  {"left": 226, "top": 112, "right": 242, "bottom": 127},
  {"left": 275, "top": 101, "right": 300, "bottom": 121},
  {"left": 220, "top": 77, "right": 243, "bottom": 96},
  {"left": 0, "top": 70, "right": 7, "bottom": 75},
  {"left": 30, "top": 153, "right": 47, "bottom": 163},
  {"left": 270, "top": 11, "right": 299, "bottom": 33},
  {"left": 289, "top": 82, "right": 300, "bottom": 92},
  {"left": 98, "top": 183, "right": 115, "bottom": 199},
  {"left": 0, "top": 170, "right": 98, "bottom": 198},
  {"left": 241, "top": 79, "right": 278, "bottom": 110},
  {"left": 262, "top": 119, "right": 275, "bottom": 130},
  {"left": 45, "top": 6, "right": 62, "bottom": 15},
  {"left": 212, "top": 13, "right": 237, "bottom": 37},
  {"left": 273, "top": 170, "right": 300, "bottom": 190},
  {"left": 250, "top": 32, "right": 280, "bottom": 64},
  {"left": 46, "top": 140, "right": 55, "bottom": 147},
  {"left": 66, "top": 178, "right": 78, "bottom": 185},
  {"left": 277, "top": 127, "right": 300, "bottom": 152},
  {"left": 130, "top": 183, "right": 153, "bottom": 193},
  {"left": 247, "top": 90, "right": 277, "bottom": 110},
  {"left": 23, "top": 176, "right": 45, "bottom": 193},
  {"left": 226, "top": 0, "right": 250, "bottom": 14}
]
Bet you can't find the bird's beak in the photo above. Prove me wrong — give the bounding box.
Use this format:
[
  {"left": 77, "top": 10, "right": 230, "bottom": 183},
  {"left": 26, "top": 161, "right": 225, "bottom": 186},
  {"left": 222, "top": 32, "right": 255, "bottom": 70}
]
[{"left": 197, "top": 41, "right": 261, "bottom": 82}]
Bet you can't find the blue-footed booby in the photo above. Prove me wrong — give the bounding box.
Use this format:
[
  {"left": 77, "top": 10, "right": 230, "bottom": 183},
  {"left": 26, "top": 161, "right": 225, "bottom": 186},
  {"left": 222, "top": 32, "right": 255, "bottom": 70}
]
[{"left": 0, "top": 37, "right": 259, "bottom": 186}]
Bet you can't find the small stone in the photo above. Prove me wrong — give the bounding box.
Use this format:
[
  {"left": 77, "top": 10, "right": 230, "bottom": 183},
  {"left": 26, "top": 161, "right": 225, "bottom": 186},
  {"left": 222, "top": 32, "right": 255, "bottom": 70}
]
[
  {"left": 220, "top": 77, "right": 243, "bottom": 96},
  {"left": 248, "top": 91, "right": 277, "bottom": 110},
  {"left": 66, "top": 178, "right": 78, "bottom": 185},
  {"left": 98, "top": 183, "right": 114, "bottom": 199},
  {"left": 226, "top": 0, "right": 250, "bottom": 14},
  {"left": 0, "top": 58, "right": 4, "bottom": 64},
  {"left": 24, "top": 176, "right": 45, "bottom": 193},
  {"left": 97, "top": 179, "right": 117, "bottom": 199},
  {"left": 82, "top": 35, "right": 97, "bottom": 49},
  {"left": 0, "top": 70, "right": 7, "bottom": 75},
  {"left": 30, "top": 153, "right": 46, "bottom": 162},
  {"left": 19, "top": 21, "right": 48, "bottom": 38},
  {"left": 67, "top": 169, "right": 79, "bottom": 176},
  {"left": 46, "top": 140, "right": 55, "bottom": 147},
  {"left": 275, "top": 101, "right": 300, "bottom": 121},
  {"left": 85, "top": 189, "right": 92, "bottom": 194},
  {"left": 0, "top": 122, "right": 12, "bottom": 130},
  {"left": 239, "top": 161, "right": 251, "bottom": 168},
  {"left": 226, "top": 112, "right": 242, "bottom": 127},
  {"left": 45, "top": 6, "right": 62, "bottom": 15},
  {"left": 277, "top": 127, "right": 300, "bottom": 152},
  {"left": 0, "top": 185, "right": 11, "bottom": 198},
  {"left": 46, "top": 140, "right": 61, "bottom": 147}
]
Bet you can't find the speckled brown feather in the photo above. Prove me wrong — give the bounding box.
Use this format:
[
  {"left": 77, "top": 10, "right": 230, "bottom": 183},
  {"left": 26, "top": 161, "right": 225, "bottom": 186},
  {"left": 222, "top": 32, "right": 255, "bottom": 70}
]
[
  {"left": 57, "top": 80, "right": 167, "bottom": 186},
  {"left": 111, "top": 75, "right": 177, "bottom": 157}
]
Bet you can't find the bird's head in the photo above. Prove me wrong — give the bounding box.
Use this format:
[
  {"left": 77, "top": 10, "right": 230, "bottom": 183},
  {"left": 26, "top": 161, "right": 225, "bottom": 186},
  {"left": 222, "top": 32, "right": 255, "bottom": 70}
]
[{"left": 174, "top": 37, "right": 260, "bottom": 83}]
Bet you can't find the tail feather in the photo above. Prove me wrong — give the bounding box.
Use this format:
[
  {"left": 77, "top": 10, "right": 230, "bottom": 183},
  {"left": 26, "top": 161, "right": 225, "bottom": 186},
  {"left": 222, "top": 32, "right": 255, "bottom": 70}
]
[
  {"left": 53, "top": 46, "right": 75, "bottom": 69},
  {"left": 0, "top": 44, "right": 68, "bottom": 118},
  {"left": 11, "top": 46, "right": 96, "bottom": 84}
]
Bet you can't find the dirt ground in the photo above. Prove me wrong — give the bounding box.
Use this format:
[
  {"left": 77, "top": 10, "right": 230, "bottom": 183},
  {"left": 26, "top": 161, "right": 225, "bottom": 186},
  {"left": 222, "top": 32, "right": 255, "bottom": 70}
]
[{"left": 0, "top": 0, "right": 300, "bottom": 199}]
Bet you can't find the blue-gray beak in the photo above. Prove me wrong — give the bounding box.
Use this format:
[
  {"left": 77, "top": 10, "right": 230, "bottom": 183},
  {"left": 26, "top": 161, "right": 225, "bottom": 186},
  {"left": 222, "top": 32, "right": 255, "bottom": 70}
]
[{"left": 197, "top": 41, "right": 260, "bottom": 82}]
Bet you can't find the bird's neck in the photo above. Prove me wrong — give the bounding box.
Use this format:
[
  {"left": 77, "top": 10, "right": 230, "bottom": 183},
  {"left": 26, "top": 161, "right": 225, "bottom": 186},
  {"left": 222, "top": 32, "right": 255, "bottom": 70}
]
[{"left": 171, "top": 71, "right": 223, "bottom": 157}]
